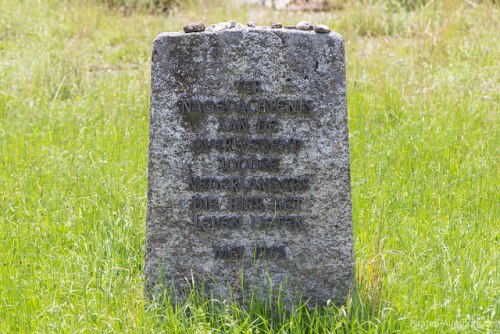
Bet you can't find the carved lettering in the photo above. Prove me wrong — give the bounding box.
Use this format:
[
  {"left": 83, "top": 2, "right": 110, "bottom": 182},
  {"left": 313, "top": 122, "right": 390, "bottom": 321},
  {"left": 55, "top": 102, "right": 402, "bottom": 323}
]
[
  {"left": 251, "top": 215, "right": 305, "bottom": 230},
  {"left": 191, "top": 196, "right": 220, "bottom": 211},
  {"left": 269, "top": 196, "right": 304, "bottom": 211},
  {"left": 194, "top": 215, "right": 243, "bottom": 231},
  {"left": 255, "top": 118, "right": 279, "bottom": 133},
  {"left": 254, "top": 245, "right": 286, "bottom": 259},
  {"left": 217, "top": 157, "right": 280, "bottom": 173},
  {"left": 179, "top": 98, "right": 312, "bottom": 114},
  {"left": 188, "top": 176, "right": 243, "bottom": 192},
  {"left": 184, "top": 80, "right": 311, "bottom": 245},
  {"left": 234, "top": 80, "right": 263, "bottom": 94},
  {"left": 188, "top": 176, "right": 310, "bottom": 193},
  {"left": 227, "top": 196, "right": 266, "bottom": 211},
  {"left": 192, "top": 137, "right": 303, "bottom": 154},
  {"left": 214, "top": 245, "right": 245, "bottom": 259},
  {"left": 213, "top": 245, "right": 286, "bottom": 259},
  {"left": 218, "top": 118, "right": 250, "bottom": 133}
]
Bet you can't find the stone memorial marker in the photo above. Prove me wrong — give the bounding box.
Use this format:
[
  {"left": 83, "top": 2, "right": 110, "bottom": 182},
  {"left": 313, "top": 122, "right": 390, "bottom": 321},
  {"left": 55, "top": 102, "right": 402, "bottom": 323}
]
[{"left": 145, "top": 23, "right": 354, "bottom": 306}]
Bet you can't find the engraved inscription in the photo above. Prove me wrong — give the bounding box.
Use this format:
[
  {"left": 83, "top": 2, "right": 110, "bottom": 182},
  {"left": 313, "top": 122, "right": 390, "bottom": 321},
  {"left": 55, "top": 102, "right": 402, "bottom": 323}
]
[
  {"left": 251, "top": 215, "right": 305, "bottom": 230},
  {"left": 187, "top": 176, "right": 310, "bottom": 192},
  {"left": 192, "top": 137, "right": 303, "bottom": 154},
  {"left": 227, "top": 196, "right": 266, "bottom": 211},
  {"left": 234, "top": 80, "right": 263, "bottom": 94},
  {"left": 254, "top": 245, "right": 287, "bottom": 259},
  {"left": 180, "top": 98, "right": 313, "bottom": 114},
  {"left": 191, "top": 196, "right": 220, "bottom": 211},
  {"left": 194, "top": 215, "right": 243, "bottom": 231},
  {"left": 217, "top": 157, "right": 280, "bottom": 173},
  {"left": 185, "top": 79, "right": 311, "bottom": 256},
  {"left": 269, "top": 196, "right": 304, "bottom": 211},
  {"left": 214, "top": 245, "right": 245, "bottom": 259},
  {"left": 218, "top": 118, "right": 250, "bottom": 133},
  {"left": 217, "top": 118, "right": 279, "bottom": 133},
  {"left": 255, "top": 118, "right": 279, "bottom": 133},
  {"left": 213, "top": 245, "right": 286, "bottom": 259}
]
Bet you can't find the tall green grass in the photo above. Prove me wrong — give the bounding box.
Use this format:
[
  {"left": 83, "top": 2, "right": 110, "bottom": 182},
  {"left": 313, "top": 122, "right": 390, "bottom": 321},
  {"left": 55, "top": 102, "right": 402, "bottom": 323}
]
[{"left": 0, "top": 0, "right": 498, "bottom": 332}]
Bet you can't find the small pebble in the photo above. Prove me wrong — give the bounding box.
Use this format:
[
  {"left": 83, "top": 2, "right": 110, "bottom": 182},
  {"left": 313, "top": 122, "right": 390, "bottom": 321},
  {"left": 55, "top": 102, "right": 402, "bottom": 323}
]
[
  {"left": 247, "top": 21, "right": 256, "bottom": 28},
  {"left": 205, "top": 25, "right": 215, "bottom": 32},
  {"left": 235, "top": 22, "right": 245, "bottom": 29},
  {"left": 314, "top": 24, "right": 330, "bottom": 33},
  {"left": 296, "top": 21, "right": 313, "bottom": 31},
  {"left": 271, "top": 22, "right": 282, "bottom": 29},
  {"left": 228, "top": 20, "right": 237, "bottom": 28},
  {"left": 213, "top": 22, "right": 231, "bottom": 32},
  {"left": 183, "top": 22, "right": 205, "bottom": 33},
  {"left": 285, "top": 25, "right": 296, "bottom": 29}
]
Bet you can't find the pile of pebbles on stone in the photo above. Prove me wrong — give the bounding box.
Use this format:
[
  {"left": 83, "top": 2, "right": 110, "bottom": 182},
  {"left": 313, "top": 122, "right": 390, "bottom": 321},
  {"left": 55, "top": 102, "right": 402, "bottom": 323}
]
[{"left": 183, "top": 21, "right": 330, "bottom": 34}]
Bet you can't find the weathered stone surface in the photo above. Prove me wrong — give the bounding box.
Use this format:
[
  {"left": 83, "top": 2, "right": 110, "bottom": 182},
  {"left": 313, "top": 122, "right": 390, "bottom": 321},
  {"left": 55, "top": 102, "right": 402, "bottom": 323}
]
[{"left": 146, "top": 28, "right": 353, "bottom": 307}]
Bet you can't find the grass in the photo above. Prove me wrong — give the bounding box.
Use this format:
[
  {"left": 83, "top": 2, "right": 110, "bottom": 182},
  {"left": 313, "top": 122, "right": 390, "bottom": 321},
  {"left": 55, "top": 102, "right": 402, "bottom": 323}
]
[{"left": 0, "top": 0, "right": 498, "bottom": 332}]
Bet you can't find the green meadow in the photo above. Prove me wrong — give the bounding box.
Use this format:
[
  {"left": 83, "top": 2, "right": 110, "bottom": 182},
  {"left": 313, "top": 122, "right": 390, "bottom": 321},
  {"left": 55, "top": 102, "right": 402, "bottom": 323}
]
[{"left": 0, "top": 0, "right": 498, "bottom": 332}]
